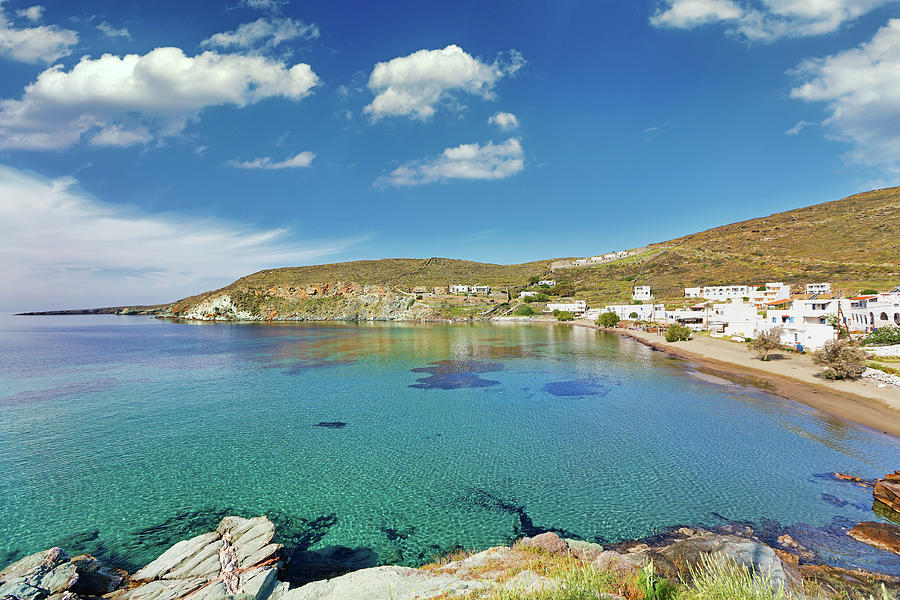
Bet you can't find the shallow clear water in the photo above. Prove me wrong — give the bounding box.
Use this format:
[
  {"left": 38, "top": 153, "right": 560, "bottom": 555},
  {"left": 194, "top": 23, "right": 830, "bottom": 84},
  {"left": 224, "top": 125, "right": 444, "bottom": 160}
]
[{"left": 1, "top": 314, "right": 898, "bottom": 575}]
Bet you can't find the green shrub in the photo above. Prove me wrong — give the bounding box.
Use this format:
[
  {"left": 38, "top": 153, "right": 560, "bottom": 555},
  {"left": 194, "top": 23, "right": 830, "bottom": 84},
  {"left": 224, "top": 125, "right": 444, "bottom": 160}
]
[
  {"left": 665, "top": 324, "right": 691, "bottom": 342},
  {"left": 860, "top": 288, "right": 879, "bottom": 295},
  {"left": 812, "top": 338, "right": 866, "bottom": 379},
  {"left": 512, "top": 305, "right": 536, "bottom": 316},
  {"left": 629, "top": 312, "right": 639, "bottom": 319},
  {"left": 638, "top": 561, "right": 677, "bottom": 600},
  {"left": 596, "top": 312, "right": 620, "bottom": 328},
  {"left": 864, "top": 326, "right": 900, "bottom": 346},
  {"left": 556, "top": 311, "right": 574, "bottom": 322},
  {"left": 523, "top": 293, "right": 550, "bottom": 303},
  {"left": 406, "top": 298, "right": 416, "bottom": 309},
  {"left": 681, "top": 553, "right": 794, "bottom": 600}
]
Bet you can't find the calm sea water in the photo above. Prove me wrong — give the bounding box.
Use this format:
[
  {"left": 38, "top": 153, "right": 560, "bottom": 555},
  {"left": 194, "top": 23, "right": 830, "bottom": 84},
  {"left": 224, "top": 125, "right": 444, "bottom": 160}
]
[{"left": 1, "top": 314, "right": 898, "bottom": 576}]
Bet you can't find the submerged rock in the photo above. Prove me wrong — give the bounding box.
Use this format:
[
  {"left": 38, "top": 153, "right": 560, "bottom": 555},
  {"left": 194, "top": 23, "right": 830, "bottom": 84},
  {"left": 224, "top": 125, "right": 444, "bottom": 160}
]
[
  {"left": 0, "top": 547, "right": 124, "bottom": 600},
  {"left": 848, "top": 522, "right": 900, "bottom": 555}
]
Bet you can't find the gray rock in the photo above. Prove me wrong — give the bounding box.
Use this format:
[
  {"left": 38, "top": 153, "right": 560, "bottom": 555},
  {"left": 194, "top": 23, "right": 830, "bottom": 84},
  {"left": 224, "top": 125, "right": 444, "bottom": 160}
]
[
  {"left": 0, "top": 549, "right": 70, "bottom": 581},
  {"left": 564, "top": 539, "right": 605, "bottom": 562},
  {"left": 502, "top": 569, "right": 558, "bottom": 594},
  {"left": 519, "top": 532, "right": 568, "bottom": 555},
  {"left": 591, "top": 550, "right": 640, "bottom": 578},
  {"left": 282, "top": 565, "right": 486, "bottom": 600},
  {"left": 0, "top": 549, "right": 80, "bottom": 600},
  {"left": 69, "top": 555, "right": 126, "bottom": 595},
  {"left": 658, "top": 534, "right": 795, "bottom": 586}
]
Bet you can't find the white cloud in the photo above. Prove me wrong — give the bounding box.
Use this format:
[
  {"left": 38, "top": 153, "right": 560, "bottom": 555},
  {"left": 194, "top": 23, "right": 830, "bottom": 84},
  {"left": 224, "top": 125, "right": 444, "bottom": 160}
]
[
  {"left": 488, "top": 111, "right": 518, "bottom": 130},
  {"left": 364, "top": 45, "right": 525, "bottom": 121},
  {"left": 88, "top": 124, "right": 152, "bottom": 147},
  {"left": 201, "top": 17, "right": 318, "bottom": 50},
  {"left": 785, "top": 119, "right": 814, "bottom": 135},
  {"left": 227, "top": 151, "right": 315, "bottom": 169},
  {"left": 376, "top": 138, "right": 524, "bottom": 187},
  {"left": 650, "top": 0, "right": 892, "bottom": 41},
  {"left": 790, "top": 18, "right": 900, "bottom": 170},
  {"left": 97, "top": 21, "right": 130, "bottom": 39},
  {"left": 0, "top": 1, "right": 77, "bottom": 63},
  {"left": 16, "top": 5, "right": 44, "bottom": 21},
  {"left": 238, "top": 0, "right": 287, "bottom": 13},
  {"left": 0, "top": 47, "right": 319, "bottom": 150},
  {"left": 650, "top": 0, "right": 743, "bottom": 28},
  {"left": 0, "top": 164, "right": 356, "bottom": 311}
]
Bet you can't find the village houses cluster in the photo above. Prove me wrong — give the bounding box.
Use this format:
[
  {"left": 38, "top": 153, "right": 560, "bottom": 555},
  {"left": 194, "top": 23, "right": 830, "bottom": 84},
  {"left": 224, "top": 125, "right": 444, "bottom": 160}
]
[{"left": 573, "top": 282, "right": 899, "bottom": 352}]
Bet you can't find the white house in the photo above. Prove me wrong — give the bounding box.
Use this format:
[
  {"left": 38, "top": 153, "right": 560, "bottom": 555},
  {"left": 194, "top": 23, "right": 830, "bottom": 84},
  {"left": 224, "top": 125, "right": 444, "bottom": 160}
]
[
  {"left": 806, "top": 282, "right": 832, "bottom": 294},
  {"left": 449, "top": 285, "right": 469, "bottom": 294},
  {"left": 690, "top": 285, "right": 750, "bottom": 300},
  {"left": 575, "top": 258, "right": 590, "bottom": 265},
  {"left": 538, "top": 279, "right": 556, "bottom": 287},
  {"left": 663, "top": 309, "right": 706, "bottom": 330},
  {"left": 845, "top": 293, "right": 900, "bottom": 331},
  {"left": 590, "top": 256, "right": 604, "bottom": 262},
  {"left": 616, "top": 251, "right": 628, "bottom": 258},
  {"left": 684, "top": 287, "right": 703, "bottom": 298},
  {"left": 520, "top": 291, "right": 540, "bottom": 298},
  {"left": 750, "top": 283, "right": 791, "bottom": 308},
  {"left": 603, "top": 253, "right": 616, "bottom": 260},
  {"left": 632, "top": 286, "right": 653, "bottom": 301},
  {"left": 708, "top": 300, "right": 758, "bottom": 338},
  {"left": 605, "top": 303, "right": 665, "bottom": 321},
  {"left": 757, "top": 321, "right": 835, "bottom": 351},
  {"left": 472, "top": 285, "right": 491, "bottom": 295},
  {"left": 547, "top": 300, "right": 587, "bottom": 314}
]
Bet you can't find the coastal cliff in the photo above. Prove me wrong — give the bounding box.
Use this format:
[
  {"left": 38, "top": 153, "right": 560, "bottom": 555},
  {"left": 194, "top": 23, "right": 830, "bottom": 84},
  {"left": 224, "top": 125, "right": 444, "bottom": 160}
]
[{"left": 165, "top": 282, "right": 440, "bottom": 322}]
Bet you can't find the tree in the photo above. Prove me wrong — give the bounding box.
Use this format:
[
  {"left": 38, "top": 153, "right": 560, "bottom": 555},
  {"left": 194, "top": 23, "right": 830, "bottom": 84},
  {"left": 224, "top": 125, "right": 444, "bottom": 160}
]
[
  {"left": 513, "top": 304, "right": 536, "bottom": 316},
  {"left": 523, "top": 293, "right": 549, "bottom": 303},
  {"left": 628, "top": 312, "right": 639, "bottom": 319},
  {"left": 860, "top": 289, "right": 879, "bottom": 295},
  {"left": 596, "top": 312, "right": 620, "bottom": 328},
  {"left": 749, "top": 326, "right": 783, "bottom": 361},
  {"left": 812, "top": 338, "right": 866, "bottom": 379},
  {"left": 556, "top": 311, "right": 574, "bottom": 321},
  {"left": 665, "top": 324, "right": 691, "bottom": 342}
]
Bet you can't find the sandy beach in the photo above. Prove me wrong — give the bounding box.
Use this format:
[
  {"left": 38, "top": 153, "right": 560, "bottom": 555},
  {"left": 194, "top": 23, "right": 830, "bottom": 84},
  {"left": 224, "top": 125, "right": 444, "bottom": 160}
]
[{"left": 556, "top": 319, "right": 900, "bottom": 439}]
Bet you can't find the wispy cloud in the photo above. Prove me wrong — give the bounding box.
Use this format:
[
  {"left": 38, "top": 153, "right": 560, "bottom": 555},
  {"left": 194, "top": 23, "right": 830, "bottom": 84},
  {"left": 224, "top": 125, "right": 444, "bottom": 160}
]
[
  {"left": 227, "top": 151, "right": 315, "bottom": 169},
  {"left": 0, "top": 164, "right": 356, "bottom": 311},
  {"left": 97, "top": 21, "right": 130, "bottom": 39},
  {"left": 201, "top": 17, "right": 318, "bottom": 51},
  {"left": 785, "top": 120, "right": 814, "bottom": 135}
]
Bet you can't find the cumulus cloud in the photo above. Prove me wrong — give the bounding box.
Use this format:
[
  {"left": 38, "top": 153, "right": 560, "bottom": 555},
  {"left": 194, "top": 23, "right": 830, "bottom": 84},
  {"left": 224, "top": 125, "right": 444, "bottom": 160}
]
[
  {"left": 201, "top": 17, "right": 318, "bottom": 50},
  {"left": 0, "top": 47, "right": 319, "bottom": 150},
  {"left": 97, "top": 21, "right": 130, "bottom": 39},
  {"left": 376, "top": 138, "right": 524, "bottom": 187},
  {"left": 364, "top": 45, "right": 525, "bottom": 121},
  {"left": 0, "top": 164, "right": 356, "bottom": 311},
  {"left": 88, "top": 124, "right": 152, "bottom": 147},
  {"left": 650, "top": 0, "right": 892, "bottom": 41},
  {"left": 227, "top": 151, "right": 315, "bottom": 169},
  {"left": 488, "top": 111, "right": 518, "bottom": 130},
  {"left": 0, "top": 1, "right": 77, "bottom": 63},
  {"left": 790, "top": 18, "right": 900, "bottom": 170},
  {"left": 16, "top": 5, "right": 44, "bottom": 21}
]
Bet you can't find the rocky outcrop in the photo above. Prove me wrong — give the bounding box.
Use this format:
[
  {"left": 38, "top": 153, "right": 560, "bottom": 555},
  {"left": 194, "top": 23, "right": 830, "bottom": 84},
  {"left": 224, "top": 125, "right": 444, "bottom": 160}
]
[
  {"left": 0, "top": 547, "right": 125, "bottom": 600},
  {"left": 875, "top": 471, "right": 900, "bottom": 516},
  {"left": 113, "top": 516, "right": 282, "bottom": 600},
  {"left": 848, "top": 522, "right": 900, "bottom": 555},
  {"left": 168, "top": 283, "right": 439, "bottom": 322}
]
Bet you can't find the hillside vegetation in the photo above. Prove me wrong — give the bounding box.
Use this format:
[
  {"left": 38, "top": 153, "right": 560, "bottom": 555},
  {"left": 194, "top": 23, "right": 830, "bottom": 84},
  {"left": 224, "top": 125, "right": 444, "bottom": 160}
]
[{"left": 171, "top": 186, "right": 900, "bottom": 316}]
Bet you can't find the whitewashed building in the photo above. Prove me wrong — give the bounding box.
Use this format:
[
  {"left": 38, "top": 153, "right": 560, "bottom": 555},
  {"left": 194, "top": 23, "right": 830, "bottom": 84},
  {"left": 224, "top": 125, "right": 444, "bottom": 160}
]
[
  {"left": 616, "top": 251, "right": 628, "bottom": 258},
  {"left": 632, "top": 286, "right": 653, "bottom": 301},
  {"left": 538, "top": 279, "right": 556, "bottom": 287},
  {"left": 547, "top": 300, "right": 587, "bottom": 314},
  {"left": 520, "top": 291, "right": 540, "bottom": 298},
  {"left": 604, "top": 303, "right": 665, "bottom": 321},
  {"left": 708, "top": 300, "right": 758, "bottom": 338},
  {"left": 756, "top": 321, "right": 836, "bottom": 351},
  {"left": 684, "top": 285, "right": 750, "bottom": 300},
  {"left": 750, "top": 283, "right": 791, "bottom": 308},
  {"left": 806, "top": 282, "right": 832, "bottom": 294},
  {"left": 472, "top": 285, "right": 491, "bottom": 295},
  {"left": 449, "top": 285, "right": 469, "bottom": 294}
]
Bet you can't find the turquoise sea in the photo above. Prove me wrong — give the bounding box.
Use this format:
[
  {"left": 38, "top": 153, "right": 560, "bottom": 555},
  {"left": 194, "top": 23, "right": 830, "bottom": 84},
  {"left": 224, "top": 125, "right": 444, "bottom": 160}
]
[{"left": 1, "top": 314, "right": 898, "bottom": 579}]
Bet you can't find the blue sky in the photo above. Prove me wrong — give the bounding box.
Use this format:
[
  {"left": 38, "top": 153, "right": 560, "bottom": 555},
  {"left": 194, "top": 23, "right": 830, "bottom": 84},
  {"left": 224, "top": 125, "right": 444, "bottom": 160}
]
[{"left": 1, "top": 0, "right": 899, "bottom": 309}]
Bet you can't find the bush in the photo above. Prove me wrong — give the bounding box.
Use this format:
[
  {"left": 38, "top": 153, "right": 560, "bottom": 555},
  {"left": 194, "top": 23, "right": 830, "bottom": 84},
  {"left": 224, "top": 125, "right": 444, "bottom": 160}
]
[
  {"left": 749, "top": 327, "right": 783, "bottom": 361},
  {"left": 512, "top": 304, "right": 535, "bottom": 316},
  {"left": 665, "top": 324, "right": 691, "bottom": 342},
  {"left": 860, "top": 288, "right": 879, "bottom": 295},
  {"left": 863, "top": 326, "right": 900, "bottom": 346},
  {"left": 523, "top": 293, "right": 549, "bottom": 303},
  {"left": 628, "top": 311, "right": 639, "bottom": 319},
  {"left": 556, "top": 311, "right": 574, "bottom": 321},
  {"left": 812, "top": 338, "right": 866, "bottom": 379},
  {"left": 552, "top": 285, "right": 575, "bottom": 297},
  {"left": 596, "top": 312, "right": 620, "bottom": 328}
]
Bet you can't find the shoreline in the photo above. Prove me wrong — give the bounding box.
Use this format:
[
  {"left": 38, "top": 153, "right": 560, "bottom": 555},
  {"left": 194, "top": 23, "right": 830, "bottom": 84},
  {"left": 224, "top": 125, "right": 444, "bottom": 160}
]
[{"left": 556, "top": 319, "right": 900, "bottom": 439}]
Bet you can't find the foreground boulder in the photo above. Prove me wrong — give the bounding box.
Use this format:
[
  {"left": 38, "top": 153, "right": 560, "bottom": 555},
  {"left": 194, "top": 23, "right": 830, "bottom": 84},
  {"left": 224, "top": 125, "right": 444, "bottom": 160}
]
[
  {"left": 0, "top": 548, "right": 125, "bottom": 600},
  {"left": 281, "top": 566, "right": 483, "bottom": 600},
  {"left": 111, "top": 516, "right": 282, "bottom": 600},
  {"left": 874, "top": 472, "right": 900, "bottom": 516}
]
